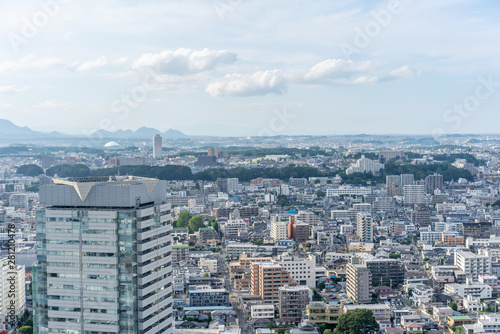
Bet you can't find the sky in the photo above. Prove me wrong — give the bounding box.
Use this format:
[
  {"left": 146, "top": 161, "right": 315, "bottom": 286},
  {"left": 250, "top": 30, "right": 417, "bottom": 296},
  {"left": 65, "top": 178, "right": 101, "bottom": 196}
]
[{"left": 0, "top": 0, "right": 499, "bottom": 137}]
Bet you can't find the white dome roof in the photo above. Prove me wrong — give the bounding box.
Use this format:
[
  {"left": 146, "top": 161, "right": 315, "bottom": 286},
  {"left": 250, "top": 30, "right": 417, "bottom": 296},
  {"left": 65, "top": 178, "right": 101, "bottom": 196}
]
[{"left": 104, "top": 141, "right": 120, "bottom": 147}]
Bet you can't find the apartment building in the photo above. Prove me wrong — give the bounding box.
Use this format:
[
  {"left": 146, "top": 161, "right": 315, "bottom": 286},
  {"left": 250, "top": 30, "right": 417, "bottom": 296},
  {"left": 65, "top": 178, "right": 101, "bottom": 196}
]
[
  {"left": 251, "top": 305, "right": 275, "bottom": 319},
  {"left": 271, "top": 221, "right": 289, "bottom": 241},
  {"left": 346, "top": 258, "right": 371, "bottom": 304},
  {"left": 455, "top": 250, "right": 491, "bottom": 280},
  {"left": 189, "top": 288, "right": 230, "bottom": 307},
  {"left": 303, "top": 301, "right": 343, "bottom": 325},
  {"left": 172, "top": 244, "right": 190, "bottom": 263},
  {"left": 278, "top": 285, "right": 311, "bottom": 323},
  {"left": 356, "top": 213, "right": 373, "bottom": 243},
  {"left": 250, "top": 262, "right": 295, "bottom": 303}
]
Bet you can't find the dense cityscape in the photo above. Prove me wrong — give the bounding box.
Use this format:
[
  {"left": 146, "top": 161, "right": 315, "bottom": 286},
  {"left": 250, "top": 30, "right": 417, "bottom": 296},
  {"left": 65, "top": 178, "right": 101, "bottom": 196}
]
[{"left": 1, "top": 129, "right": 500, "bottom": 333}]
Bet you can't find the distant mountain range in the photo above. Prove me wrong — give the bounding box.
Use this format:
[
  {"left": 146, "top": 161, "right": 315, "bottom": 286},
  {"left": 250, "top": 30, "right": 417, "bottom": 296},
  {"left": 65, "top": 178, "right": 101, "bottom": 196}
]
[{"left": 0, "top": 119, "right": 188, "bottom": 142}]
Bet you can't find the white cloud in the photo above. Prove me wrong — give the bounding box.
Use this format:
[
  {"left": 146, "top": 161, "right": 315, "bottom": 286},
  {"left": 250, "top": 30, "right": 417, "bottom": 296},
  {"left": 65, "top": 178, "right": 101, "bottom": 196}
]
[
  {"left": 303, "top": 59, "right": 375, "bottom": 82},
  {"left": 0, "top": 85, "right": 29, "bottom": 94},
  {"left": 206, "top": 70, "right": 286, "bottom": 97},
  {"left": 0, "top": 54, "right": 63, "bottom": 73},
  {"left": 114, "top": 57, "right": 128, "bottom": 65},
  {"left": 132, "top": 48, "right": 237, "bottom": 75},
  {"left": 387, "top": 65, "right": 419, "bottom": 80},
  {"left": 32, "top": 100, "right": 69, "bottom": 109},
  {"left": 0, "top": 101, "right": 13, "bottom": 110},
  {"left": 70, "top": 56, "right": 108, "bottom": 72}
]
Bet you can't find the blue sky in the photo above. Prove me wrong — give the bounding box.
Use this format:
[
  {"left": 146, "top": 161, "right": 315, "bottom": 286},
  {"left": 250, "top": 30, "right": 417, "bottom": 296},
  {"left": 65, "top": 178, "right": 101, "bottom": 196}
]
[{"left": 0, "top": 0, "right": 499, "bottom": 137}]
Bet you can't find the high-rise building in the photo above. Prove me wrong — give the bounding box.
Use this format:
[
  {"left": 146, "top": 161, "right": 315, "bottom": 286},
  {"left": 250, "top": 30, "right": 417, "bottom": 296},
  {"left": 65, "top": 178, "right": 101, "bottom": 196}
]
[
  {"left": 153, "top": 134, "right": 163, "bottom": 159},
  {"left": 346, "top": 257, "right": 371, "bottom": 304},
  {"left": 270, "top": 221, "right": 288, "bottom": 241},
  {"left": 358, "top": 254, "right": 405, "bottom": 288},
  {"left": 404, "top": 184, "right": 425, "bottom": 205},
  {"left": 346, "top": 155, "right": 384, "bottom": 176},
  {"left": 251, "top": 262, "right": 295, "bottom": 303},
  {"left": 425, "top": 174, "right": 444, "bottom": 194},
  {"left": 400, "top": 174, "right": 415, "bottom": 187},
  {"left": 217, "top": 178, "right": 239, "bottom": 194},
  {"left": 386, "top": 175, "right": 401, "bottom": 188},
  {"left": 207, "top": 147, "right": 220, "bottom": 157},
  {"left": 356, "top": 213, "right": 373, "bottom": 243},
  {"left": 9, "top": 193, "right": 29, "bottom": 209},
  {"left": 278, "top": 285, "right": 311, "bottom": 323},
  {"left": 33, "top": 176, "right": 173, "bottom": 334}
]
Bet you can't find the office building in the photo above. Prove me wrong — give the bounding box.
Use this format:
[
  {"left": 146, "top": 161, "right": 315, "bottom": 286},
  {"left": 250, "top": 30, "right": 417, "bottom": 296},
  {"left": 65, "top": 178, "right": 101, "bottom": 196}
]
[
  {"left": 33, "top": 176, "right": 173, "bottom": 334},
  {"left": 455, "top": 250, "right": 491, "bottom": 280},
  {"left": 271, "top": 221, "right": 288, "bottom": 242},
  {"left": 278, "top": 285, "right": 311, "bottom": 323},
  {"left": 425, "top": 174, "right": 444, "bottom": 194},
  {"left": 346, "top": 257, "right": 371, "bottom": 304},
  {"left": 404, "top": 184, "right": 425, "bottom": 205},
  {"left": 356, "top": 213, "right": 373, "bottom": 243},
  {"left": 153, "top": 134, "right": 163, "bottom": 159}
]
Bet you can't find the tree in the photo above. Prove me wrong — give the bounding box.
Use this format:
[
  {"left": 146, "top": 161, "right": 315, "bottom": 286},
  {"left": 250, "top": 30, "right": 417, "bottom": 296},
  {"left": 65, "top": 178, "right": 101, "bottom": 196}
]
[
  {"left": 188, "top": 215, "right": 205, "bottom": 233},
  {"left": 316, "top": 190, "right": 326, "bottom": 197},
  {"left": 18, "top": 327, "right": 33, "bottom": 334},
  {"left": 177, "top": 211, "right": 192, "bottom": 228},
  {"left": 333, "top": 309, "right": 379, "bottom": 334},
  {"left": 17, "top": 164, "right": 43, "bottom": 176},
  {"left": 203, "top": 272, "right": 209, "bottom": 277},
  {"left": 323, "top": 330, "right": 333, "bottom": 334},
  {"left": 318, "top": 282, "right": 326, "bottom": 291},
  {"left": 449, "top": 301, "right": 458, "bottom": 311},
  {"left": 277, "top": 194, "right": 289, "bottom": 206}
]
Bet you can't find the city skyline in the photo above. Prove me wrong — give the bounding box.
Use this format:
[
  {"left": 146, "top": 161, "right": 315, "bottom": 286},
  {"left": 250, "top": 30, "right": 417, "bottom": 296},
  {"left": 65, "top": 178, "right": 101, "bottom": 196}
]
[{"left": 0, "top": 0, "right": 499, "bottom": 137}]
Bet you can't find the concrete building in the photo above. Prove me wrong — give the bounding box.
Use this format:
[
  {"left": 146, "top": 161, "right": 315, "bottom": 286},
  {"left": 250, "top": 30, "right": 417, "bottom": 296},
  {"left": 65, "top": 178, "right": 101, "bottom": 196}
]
[
  {"left": 275, "top": 253, "right": 316, "bottom": 288},
  {"left": 444, "top": 281, "right": 492, "bottom": 299},
  {"left": 250, "top": 262, "right": 295, "bottom": 304},
  {"left": 199, "top": 258, "right": 219, "bottom": 274},
  {"left": 400, "top": 174, "right": 415, "bottom": 187},
  {"left": 296, "top": 211, "right": 321, "bottom": 226},
  {"left": 33, "top": 176, "right": 173, "bottom": 334},
  {"left": 223, "top": 219, "right": 248, "bottom": 239},
  {"left": 287, "top": 217, "right": 309, "bottom": 243},
  {"left": 358, "top": 254, "right": 405, "bottom": 288},
  {"left": 343, "top": 304, "right": 391, "bottom": 322},
  {"left": 278, "top": 285, "right": 311, "bottom": 323},
  {"left": 346, "top": 257, "right": 371, "bottom": 304},
  {"left": 251, "top": 305, "right": 275, "bottom": 319},
  {"left": 0, "top": 257, "right": 25, "bottom": 321},
  {"left": 356, "top": 213, "right": 373, "bottom": 243},
  {"left": 404, "top": 184, "right": 426, "bottom": 205},
  {"left": 189, "top": 288, "right": 230, "bottom": 307},
  {"left": 346, "top": 155, "right": 384, "bottom": 176},
  {"left": 271, "top": 221, "right": 289, "bottom": 242},
  {"left": 172, "top": 244, "right": 190, "bottom": 263},
  {"left": 455, "top": 250, "right": 491, "bottom": 280},
  {"left": 153, "top": 134, "right": 163, "bottom": 159},
  {"left": 425, "top": 174, "right": 444, "bottom": 194},
  {"left": 9, "top": 193, "right": 29, "bottom": 209},
  {"left": 302, "top": 301, "right": 343, "bottom": 325}
]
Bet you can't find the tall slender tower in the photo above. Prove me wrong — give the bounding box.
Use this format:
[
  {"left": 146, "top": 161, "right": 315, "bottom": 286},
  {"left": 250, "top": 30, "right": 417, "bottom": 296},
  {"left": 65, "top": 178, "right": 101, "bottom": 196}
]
[
  {"left": 33, "top": 176, "right": 173, "bottom": 334},
  {"left": 153, "top": 134, "right": 163, "bottom": 159}
]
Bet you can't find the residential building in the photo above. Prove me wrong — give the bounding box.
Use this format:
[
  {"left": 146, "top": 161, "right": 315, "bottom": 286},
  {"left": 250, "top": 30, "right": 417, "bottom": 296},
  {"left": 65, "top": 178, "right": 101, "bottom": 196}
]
[
  {"left": 172, "top": 244, "right": 190, "bottom": 263},
  {"left": 343, "top": 304, "right": 391, "bottom": 321},
  {"left": 33, "top": 176, "right": 173, "bottom": 334},
  {"left": 9, "top": 193, "right": 28, "bottom": 209},
  {"left": 250, "top": 262, "right": 295, "bottom": 303},
  {"left": 404, "top": 185, "right": 425, "bottom": 205},
  {"left": 0, "top": 257, "right": 25, "bottom": 320},
  {"left": 275, "top": 253, "right": 316, "bottom": 288},
  {"left": 287, "top": 216, "right": 310, "bottom": 243},
  {"left": 356, "top": 213, "right": 373, "bottom": 243},
  {"left": 278, "top": 285, "right": 311, "bottom": 323},
  {"left": 346, "top": 257, "right": 371, "bottom": 304},
  {"left": 199, "top": 258, "right": 218, "bottom": 274},
  {"left": 346, "top": 155, "right": 384, "bottom": 176},
  {"left": 296, "top": 211, "right": 321, "bottom": 226},
  {"left": 444, "top": 281, "right": 492, "bottom": 299},
  {"left": 251, "top": 305, "right": 275, "bottom": 319},
  {"left": 189, "top": 288, "right": 230, "bottom": 307},
  {"left": 441, "top": 233, "right": 464, "bottom": 247},
  {"left": 271, "top": 221, "right": 288, "bottom": 242},
  {"left": 153, "top": 134, "right": 163, "bottom": 158},
  {"left": 303, "top": 301, "right": 343, "bottom": 325},
  {"left": 358, "top": 254, "right": 405, "bottom": 288},
  {"left": 425, "top": 174, "right": 444, "bottom": 194},
  {"left": 455, "top": 250, "right": 491, "bottom": 280}
]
